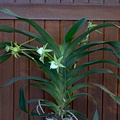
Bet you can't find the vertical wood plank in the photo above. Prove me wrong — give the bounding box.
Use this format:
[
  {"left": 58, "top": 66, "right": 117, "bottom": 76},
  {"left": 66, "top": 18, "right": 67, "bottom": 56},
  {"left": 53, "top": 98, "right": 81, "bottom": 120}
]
[
  {"left": 59, "top": 20, "right": 74, "bottom": 116},
  {"left": 14, "top": 20, "right": 29, "bottom": 120},
  {"left": 15, "top": 0, "right": 29, "bottom": 2},
  {"left": 89, "top": 0, "right": 103, "bottom": 3},
  {"left": 117, "top": 21, "right": 120, "bottom": 120},
  {"left": 61, "top": 0, "right": 73, "bottom": 3},
  {"left": 104, "top": 1, "right": 119, "bottom": 120},
  {"left": 29, "top": 20, "right": 45, "bottom": 120},
  {"left": 72, "top": 21, "right": 88, "bottom": 117},
  {"left": 60, "top": 20, "right": 73, "bottom": 43},
  {"left": 104, "top": 0, "right": 118, "bottom": 4},
  {"left": 29, "top": 0, "right": 45, "bottom": 119},
  {"left": 118, "top": 21, "right": 120, "bottom": 120},
  {"left": 31, "top": 0, "right": 45, "bottom": 3},
  {"left": 44, "top": 20, "right": 60, "bottom": 114},
  {"left": 0, "top": 0, "right": 14, "bottom": 2},
  {"left": 87, "top": 1, "right": 104, "bottom": 119},
  {"left": 88, "top": 21, "right": 103, "bottom": 120},
  {"left": 46, "top": 0, "right": 60, "bottom": 3},
  {"left": 74, "top": 0, "right": 88, "bottom": 3},
  {"left": 0, "top": 20, "right": 14, "bottom": 120},
  {"left": 44, "top": 0, "right": 60, "bottom": 115},
  {"left": 103, "top": 21, "right": 118, "bottom": 120},
  {"left": 60, "top": 21, "right": 74, "bottom": 112},
  {"left": 13, "top": 0, "right": 30, "bottom": 119}
]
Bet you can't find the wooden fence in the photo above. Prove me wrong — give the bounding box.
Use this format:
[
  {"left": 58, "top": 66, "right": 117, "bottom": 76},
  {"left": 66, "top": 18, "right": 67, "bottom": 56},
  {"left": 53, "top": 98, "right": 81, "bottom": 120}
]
[{"left": 0, "top": 0, "right": 120, "bottom": 120}]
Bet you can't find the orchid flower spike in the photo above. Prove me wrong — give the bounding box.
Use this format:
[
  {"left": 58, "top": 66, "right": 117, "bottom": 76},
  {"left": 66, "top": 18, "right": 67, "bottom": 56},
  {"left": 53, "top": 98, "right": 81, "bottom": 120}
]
[
  {"left": 5, "top": 43, "right": 21, "bottom": 58},
  {"left": 50, "top": 55, "right": 65, "bottom": 72},
  {"left": 88, "top": 21, "right": 102, "bottom": 34},
  {"left": 37, "top": 44, "right": 52, "bottom": 63}
]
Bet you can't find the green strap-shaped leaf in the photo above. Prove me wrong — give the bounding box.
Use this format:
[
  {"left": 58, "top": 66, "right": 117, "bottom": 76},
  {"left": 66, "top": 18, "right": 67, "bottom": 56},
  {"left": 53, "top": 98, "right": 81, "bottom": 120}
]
[
  {"left": 0, "top": 42, "right": 11, "bottom": 50},
  {"left": 0, "top": 9, "right": 61, "bottom": 57},
  {"left": 28, "top": 83, "right": 62, "bottom": 105},
  {"left": 65, "top": 47, "right": 120, "bottom": 69},
  {"left": 65, "top": 23, "right": 120, "bottom": 55},
  {"left": 67, "top": 59, "right": 120, "bottom": 79},
  {"left": 67, "top": 93, "right": 99, "bottom": 120},
  {"left": 19, "top": 84, "right": 28, "bottom": 113},
  {"left": 26, "top": 99, "right": 60, "bottom": 113},
  {"left": 0, "top": 76, "right": 60, "bottom": 103},
  {"left": 19, "top": 83, "right": 61, "bottom": 115},
  {"left": 67, "top": 69, "right": 120, "bottom": 87},
  {"left": 64, "top": 18, "right": 87, "bottom": 48},
  {"left": 69, "top": 83, "right": 120, "bottom": 104},
  {"left": 17, "top": 52, "right": 60, "bottom": 88},
  {"left": 93, "top": 109, "right": 99, "bottom": 120},
  {"left": 68, "top": 110, "right": 89, "bottom": 120},
  {"left": 69, "top": 41, "right": 120, "bottom": 58},
  {"left": 0, "top": 25, "right": 46, "bottom": 45},
  {"left": 0, "top": 54, "right": 11, "bottom": 63},
  {"left": 0, "top": 76, "right": 53, "bottom": 88}
]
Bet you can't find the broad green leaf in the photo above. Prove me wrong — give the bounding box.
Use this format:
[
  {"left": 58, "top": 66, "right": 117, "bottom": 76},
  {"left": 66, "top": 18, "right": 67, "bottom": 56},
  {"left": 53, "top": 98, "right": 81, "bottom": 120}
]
[
  {"left": 16, "top": 111, "right": 21, "bottom": 120},
  {"left": 67, "top": 92, "right": 99, "bottom": 120},
  {"left": 0, "top": 76, "right": 51, "bottom": 88},
  {"left": 0, "top": 26, "right": 46, "bottom": 45},
  {"left": 0, "top": 42, "right": 11, "bottom": 50},
  {"left": 0, "top": 9, "right": 61, "bottom": 57},
  {"left": 17, "top": 18, "right": 61, "bottom": 57},
  {"left": 69, "top": 93, "right": 97, "bottom": 104},
  {"left": 26, "top": 99, "right": 60, "bottom": 113},
  {"left": 67, "top": 69, "right": 120, "bottom": 87},
  {"left": 28, "top": 54, "right": 60, "bottom": 87},
  {"left": 19, "top": 84, "right": 28, "bottom": 113},
  {"left": 68, "top": 110, "right": 89, "bottom": 120},
  {"left": 19, "top": 83, "right": 61, "bottom": 115},
  {"left": 1, "top": 8, "right": 20, "bottom": 17},
  {"left": 93, "top": 109, "right": 99, "bottom": 120},
  {"left": 65, "top": 23, "right": 120, "bottom": 55},
  {"left": 29, "top": 83, "right": 62, "bottom": 105},
  {"left": 64, "top": 18, "right": 87, "bottom": 48},
  {"left": 93, "top": 83, "right": 120, "bottom": 104},
  {"left": 69, "top": 83, "right": 120, "bottom": 104},
  {"left": 17, "top": 51, "right": 60, "bottom": 88},
  {"left": 65, "top": 47, "right": 120, "bottom": 68},
  {"left": 0, "top": 54, "right": 11, "bottom": 63},
  {"left": 67, "top": 59, "right": 120, "bottom": 79},
  {"left": 72, "top": 41, "right": 120, "bottom": 56}
]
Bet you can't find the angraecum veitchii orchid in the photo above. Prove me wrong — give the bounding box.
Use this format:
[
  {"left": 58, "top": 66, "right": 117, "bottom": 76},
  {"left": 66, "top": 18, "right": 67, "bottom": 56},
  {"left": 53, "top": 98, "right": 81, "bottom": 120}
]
[{"left": 0, "top": 9, "right": 120, "bottom": 120}]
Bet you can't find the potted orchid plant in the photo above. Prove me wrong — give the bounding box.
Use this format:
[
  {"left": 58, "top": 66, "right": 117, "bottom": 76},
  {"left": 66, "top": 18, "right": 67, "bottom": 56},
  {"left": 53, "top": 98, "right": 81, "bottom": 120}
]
[{"left": 0, "top": 9, "right": 120, "bottom": 120}]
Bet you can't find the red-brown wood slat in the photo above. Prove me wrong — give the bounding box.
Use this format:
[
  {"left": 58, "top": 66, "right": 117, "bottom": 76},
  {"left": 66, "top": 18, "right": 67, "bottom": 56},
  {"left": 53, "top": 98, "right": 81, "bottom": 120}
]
[
  {"left": 0, "top": 1, "right": 119, "bottom": 120},
  {"left": 15, "top": 0, "right": 30, "bottom": 2},
  {"left": 44, "top": 0, "right": 60, "bottom": 115},
  {"left": 118, "top": 21, "right": 120, "bottom": 120},
  {"left": 0, "top": 0, "right": 14, "bottom": 2},
  {"left": 46, "top": 0, "right": 60, "bottom": 3},
  {"left": 0, "top": 3, "right": 120, "bottom": 21},
  {"left": 61, "top": 0, "right": 73, "bottom": 3},
  {"left": 29, "top": 20, "right": 45, "bottom": 120},
  {"left": 103, "top": 21, "right": 119, "bottom": 120},
  {"left": 44, "top": 20, "right": 60, "bottom": 114},
  {"left": 31, "top": 0, "right": 45, "bottom": 3},
  {"left": 0, "top": 20, "right": 14, "bottom": 120},
  {"left": 29, "top": 2, "right": 45, "bottom": 120},
  {"left": 74, "top": 0, "right": 88, "bottom": 3},
  {"left": 72, "top": 21, "right": 88, "bottom": 117},
  {"left": 89, "top": 0, "right": 103, "bottom": 4},
  {"left": 88, "top": 21, "right": 104, "bottom": 120},
  {"left": 105, "top": 0, "right": 119, "bottom": 4},
  {"left": 14, "top": 20, "right": 30, "bottom": 120},
  {"left": 104, "top": 0, "right": 119, "bottom": 119}
]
